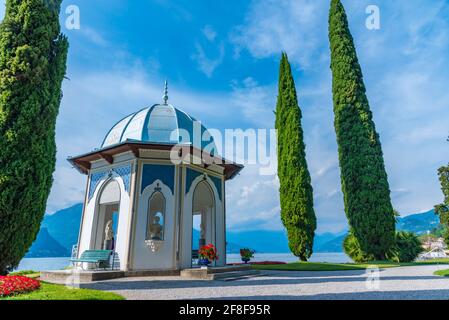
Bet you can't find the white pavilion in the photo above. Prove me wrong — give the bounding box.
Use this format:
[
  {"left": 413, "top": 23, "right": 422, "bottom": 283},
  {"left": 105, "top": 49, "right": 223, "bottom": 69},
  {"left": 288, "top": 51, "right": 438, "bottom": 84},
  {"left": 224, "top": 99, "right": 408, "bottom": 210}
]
[{"left": 68, "top": 83, "right": 243, "bottom": 272}]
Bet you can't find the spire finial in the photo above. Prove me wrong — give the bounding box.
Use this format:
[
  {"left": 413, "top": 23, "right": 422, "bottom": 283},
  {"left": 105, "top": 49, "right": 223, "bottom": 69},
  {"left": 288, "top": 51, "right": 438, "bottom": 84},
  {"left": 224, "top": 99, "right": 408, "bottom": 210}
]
[{"left": 163, "top": 80, "right": 168, "bottom": 105}]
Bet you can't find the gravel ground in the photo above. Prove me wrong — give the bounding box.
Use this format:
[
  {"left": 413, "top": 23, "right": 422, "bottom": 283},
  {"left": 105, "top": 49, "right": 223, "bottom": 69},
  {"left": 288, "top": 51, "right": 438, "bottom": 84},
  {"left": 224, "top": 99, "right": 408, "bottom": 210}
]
[{"left": 80, "top": 265, "right": 449, "bottom": 300}]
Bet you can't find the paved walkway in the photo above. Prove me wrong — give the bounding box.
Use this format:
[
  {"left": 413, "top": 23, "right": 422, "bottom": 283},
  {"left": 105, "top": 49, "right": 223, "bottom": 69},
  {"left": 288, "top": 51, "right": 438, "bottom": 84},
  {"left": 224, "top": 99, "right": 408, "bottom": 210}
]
[{"left": 81, "top": 265, "right": 449, "bottom": 300}]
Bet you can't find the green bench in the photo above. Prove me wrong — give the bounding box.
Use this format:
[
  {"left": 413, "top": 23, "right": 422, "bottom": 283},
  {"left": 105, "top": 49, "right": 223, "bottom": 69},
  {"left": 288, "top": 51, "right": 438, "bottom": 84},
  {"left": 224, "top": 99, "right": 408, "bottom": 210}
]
[{"left": 70, "top": 250, "right": 113, "bottom": 270}]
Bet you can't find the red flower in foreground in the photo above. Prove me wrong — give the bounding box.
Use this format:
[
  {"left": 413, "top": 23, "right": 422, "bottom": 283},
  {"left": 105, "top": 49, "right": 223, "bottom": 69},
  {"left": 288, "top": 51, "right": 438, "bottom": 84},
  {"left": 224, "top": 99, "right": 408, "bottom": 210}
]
[{"left": 0, "top": 276, "right": 40, "bottom": 297}]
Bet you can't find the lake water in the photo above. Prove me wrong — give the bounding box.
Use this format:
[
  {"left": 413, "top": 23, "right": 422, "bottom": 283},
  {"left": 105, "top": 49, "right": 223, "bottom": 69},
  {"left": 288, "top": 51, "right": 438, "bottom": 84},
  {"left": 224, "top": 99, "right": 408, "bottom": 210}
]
[{"left": 16, "top": 252, "right": 351, "bottom": 271}]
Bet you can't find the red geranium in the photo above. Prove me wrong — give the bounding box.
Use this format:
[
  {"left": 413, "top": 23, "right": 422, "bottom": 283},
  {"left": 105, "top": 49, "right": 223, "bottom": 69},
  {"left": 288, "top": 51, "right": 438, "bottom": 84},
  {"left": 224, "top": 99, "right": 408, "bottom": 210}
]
[
  {"left": 0, "top": 275, "right": 40, "bottom": 297},
  {"left": 198, "top": 243, "right": 219, "bottom": 262}
]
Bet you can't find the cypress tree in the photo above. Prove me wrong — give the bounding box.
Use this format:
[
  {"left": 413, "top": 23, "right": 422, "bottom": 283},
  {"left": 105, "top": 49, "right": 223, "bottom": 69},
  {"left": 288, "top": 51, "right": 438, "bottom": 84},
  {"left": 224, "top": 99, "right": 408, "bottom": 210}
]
[
  {"left": 435, "top": 165, "right": 449, "bottom": 245},
  {"left": 0, "top": 0, "right": 68, "bottom": 274},
  {"left": 329, "top": 0, "right": 395, "bottom": 260},
  {"left": 275, "top": 53, "right": 316, "bottom": 261}
]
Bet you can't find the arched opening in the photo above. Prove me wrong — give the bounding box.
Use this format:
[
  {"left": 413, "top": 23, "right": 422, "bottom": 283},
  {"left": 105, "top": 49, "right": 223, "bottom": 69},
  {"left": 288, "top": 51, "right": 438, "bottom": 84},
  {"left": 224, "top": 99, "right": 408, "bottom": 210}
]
[
  {"left": 92, "top": 180, "right": 121, "bottom": 252},
  {"left": 191, "top": 180, "right": 215, "bottom": 266},
  {"left": 146, "top": 191, "right": 166, "bottom": 241}
]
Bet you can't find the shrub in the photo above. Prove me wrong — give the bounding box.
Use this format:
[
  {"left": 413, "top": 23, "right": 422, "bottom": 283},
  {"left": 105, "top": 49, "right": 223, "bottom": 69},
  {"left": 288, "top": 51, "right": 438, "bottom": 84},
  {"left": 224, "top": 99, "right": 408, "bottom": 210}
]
[
  {"left": 0, "top": 276, "right": 40, "bottom": 297},
  {"left": 343, "top": 232, "right": 374, "bottom": 263},
  {"left": 239, "top": 248, "right": 255, "bottom": 259},
  {"left": 388, "top": 231, "right": 423, "bottom": 263}
]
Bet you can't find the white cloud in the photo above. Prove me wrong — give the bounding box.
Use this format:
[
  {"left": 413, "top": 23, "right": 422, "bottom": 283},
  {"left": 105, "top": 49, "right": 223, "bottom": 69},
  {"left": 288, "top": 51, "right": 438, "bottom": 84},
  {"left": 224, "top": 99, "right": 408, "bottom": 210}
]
[
  {"left": 191, "top": 41, "right": 225, "bottom": 77},
  {"left": 202, "top": 25, "right": 217, "bottom": 42},
  {"left": 230, "top": 77, "right": 276, "bottom": 128},
  {"left": 79, "top": 26, "right": 108, "bottom": 46},
  {"left": 231, "top": 0, "right": 328, "bottom": 68}
]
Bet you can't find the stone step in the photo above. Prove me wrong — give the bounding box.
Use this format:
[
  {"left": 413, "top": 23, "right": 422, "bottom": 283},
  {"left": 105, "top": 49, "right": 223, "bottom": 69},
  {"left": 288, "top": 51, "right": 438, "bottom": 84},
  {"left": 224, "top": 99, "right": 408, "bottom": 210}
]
[
  {"left": 206, "top": 264, "right": 252, "bottom": 274},
  {"left": 212, "top": 270, "right": 261, "bottom": 281},
  {"left": 180, "top": 266, "right": 260, "bottom": 280}
]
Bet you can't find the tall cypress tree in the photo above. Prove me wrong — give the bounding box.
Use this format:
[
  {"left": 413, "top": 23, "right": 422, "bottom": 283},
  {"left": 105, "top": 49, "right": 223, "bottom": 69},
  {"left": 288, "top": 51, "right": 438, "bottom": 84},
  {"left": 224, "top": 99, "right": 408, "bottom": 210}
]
[
  {"left": 275, "top": 53, "right": 316, "bottom": 261},
  {"left": 0, "top": 0, "right": 68, "bottom": 274},
  {"left": 329, "top": 0, "right": 395, "bottom": 260},
  {"left": 435, "top": 165, "right": 449, "bottom": 245}
]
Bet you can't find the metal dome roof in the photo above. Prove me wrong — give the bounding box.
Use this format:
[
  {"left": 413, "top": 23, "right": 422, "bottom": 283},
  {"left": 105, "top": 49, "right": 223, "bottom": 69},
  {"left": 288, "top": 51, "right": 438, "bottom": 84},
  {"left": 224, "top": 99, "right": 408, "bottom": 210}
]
[{"left": 101, "top": 103, "right": 218, "bottom": 155}]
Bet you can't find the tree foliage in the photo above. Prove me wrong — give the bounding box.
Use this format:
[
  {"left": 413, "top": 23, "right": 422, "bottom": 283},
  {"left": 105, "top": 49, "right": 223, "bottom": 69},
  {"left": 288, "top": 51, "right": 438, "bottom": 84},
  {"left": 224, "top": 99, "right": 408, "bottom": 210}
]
[
  {"left": 0, "top": 0, "right": 68, "bottom": 274},
  {"left": 275, "top": 53, "right": 316, "bottom": 261},
  {"left": 435, "top": 165, "right": 449, "bottom": 245},
  {"left": 343, "top": 231, "right": 374, "bottom": 263},
  {"left": 329, "top": 0, "right": 395, "bottom": 260},
  {"left": 387, "top": 231, "right": 423, "bottom": 263}
]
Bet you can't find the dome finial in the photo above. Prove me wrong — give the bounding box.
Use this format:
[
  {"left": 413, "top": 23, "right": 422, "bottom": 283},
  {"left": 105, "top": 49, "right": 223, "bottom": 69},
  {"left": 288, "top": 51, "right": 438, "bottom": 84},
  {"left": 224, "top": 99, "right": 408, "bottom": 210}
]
[{"left": 163, "top": 80, "right": 169, "bottom": 105}]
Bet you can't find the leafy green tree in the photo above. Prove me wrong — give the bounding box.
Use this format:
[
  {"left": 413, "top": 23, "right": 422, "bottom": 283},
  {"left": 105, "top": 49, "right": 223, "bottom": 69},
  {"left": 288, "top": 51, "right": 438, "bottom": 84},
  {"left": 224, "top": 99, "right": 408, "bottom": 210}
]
[
  {"left": 0, "top": 0, "right": 68, "bottom": 274},
  {"left": 343, "top": 232, "right": 374, "bottom": 263},
  {"left": 387, "top": 231, "right": 423, "bottom": 263},
  {"left": 329, "top": 0, "right": 395, "bottom": 260},
  {"left": 275, "top": 52, "right": 316, "bottom": 261},
  {"left": 435, "top": 165, "right": 449, "bottom": 245}
]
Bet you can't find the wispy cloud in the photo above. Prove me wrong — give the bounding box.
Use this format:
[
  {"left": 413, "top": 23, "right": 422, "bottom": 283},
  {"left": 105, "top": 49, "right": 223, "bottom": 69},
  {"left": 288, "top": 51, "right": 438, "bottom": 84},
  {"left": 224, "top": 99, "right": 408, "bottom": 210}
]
[
  {"left": 79, "top": 26, "right": 108, "bottom": 47},
  {"left": 191, "top": 41, "right": 225, "bottom": 78},
  {"left": 202, "top": 25, "right": 217, "bottom": 42},
  {"left": 231, "top": 0, "right": 328, "bottom": 68}
]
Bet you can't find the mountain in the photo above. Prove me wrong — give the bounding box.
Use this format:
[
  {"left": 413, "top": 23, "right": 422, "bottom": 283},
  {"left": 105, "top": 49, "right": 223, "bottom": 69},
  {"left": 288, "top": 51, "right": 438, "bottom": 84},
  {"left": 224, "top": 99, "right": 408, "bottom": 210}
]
[
  {"left": 25, "top": 204, "right": 442, "bottom": 257},
  {"left": 25, "top": 228, "right": 69, "bottom": 258},
  {"left": 41, "top": 203, "right": 83, "bottom": 250},
  {"left": 397, "top": 209, "right": 439, "bottom": 235}
]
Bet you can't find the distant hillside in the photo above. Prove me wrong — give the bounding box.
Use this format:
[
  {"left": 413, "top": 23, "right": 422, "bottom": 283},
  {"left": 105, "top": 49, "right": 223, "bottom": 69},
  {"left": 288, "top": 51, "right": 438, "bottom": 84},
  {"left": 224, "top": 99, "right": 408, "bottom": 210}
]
[
  {"left": 26, "top": 204, "right": 442, "bottom": 257},
  {"left": 314, "top": 233, "right": 346, "bottom": 253},
  {"left": 41, "top": 203, "right": 83, "bottom": 250},
  {"left": 397, "top": 209, "right": 439, "bottom": 235},
  {"left": 25, "top": 228, "right": 69, "bottom": 258}
]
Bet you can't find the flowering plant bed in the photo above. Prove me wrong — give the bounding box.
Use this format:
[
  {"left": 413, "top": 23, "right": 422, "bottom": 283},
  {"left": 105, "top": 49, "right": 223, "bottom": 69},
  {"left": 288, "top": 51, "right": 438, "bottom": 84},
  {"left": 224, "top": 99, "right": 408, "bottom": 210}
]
[
  {"left": 0, "top": 276, "right": 41, "bottom": 297},
  {"left": 198, "top": 244, "right": 219, "bottom": 262}
]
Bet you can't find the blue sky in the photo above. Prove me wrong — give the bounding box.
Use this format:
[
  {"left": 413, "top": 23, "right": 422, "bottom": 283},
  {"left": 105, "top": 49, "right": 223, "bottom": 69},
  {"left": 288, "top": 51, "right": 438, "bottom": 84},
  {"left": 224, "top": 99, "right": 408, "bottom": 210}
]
[{"left": 2, "top": 0, "right": 449, "bottom": 234}]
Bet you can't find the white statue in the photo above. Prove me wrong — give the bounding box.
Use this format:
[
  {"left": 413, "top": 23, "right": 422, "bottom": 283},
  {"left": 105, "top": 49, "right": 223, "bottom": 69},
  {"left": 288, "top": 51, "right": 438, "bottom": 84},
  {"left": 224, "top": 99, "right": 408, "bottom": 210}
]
[
  {"left": 105, "top": 220, "right": 113, "bottom": 241},
  {"left": 149, "top": 215, "right": 163, "bottom": 240}
]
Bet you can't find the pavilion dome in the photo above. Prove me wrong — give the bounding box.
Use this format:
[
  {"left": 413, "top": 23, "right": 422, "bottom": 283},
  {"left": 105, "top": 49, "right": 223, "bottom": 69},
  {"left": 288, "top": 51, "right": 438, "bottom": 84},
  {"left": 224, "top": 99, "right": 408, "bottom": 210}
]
[{"left": 101, "top": 102, "right": 218, "bottom": 156}]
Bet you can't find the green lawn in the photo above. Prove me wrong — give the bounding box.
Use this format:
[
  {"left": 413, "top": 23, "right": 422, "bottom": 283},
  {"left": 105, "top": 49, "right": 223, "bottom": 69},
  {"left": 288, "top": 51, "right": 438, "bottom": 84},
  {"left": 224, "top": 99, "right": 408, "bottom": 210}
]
[
  {"left": 252, "top": 258, "right": 449, "bottom": 272},
  {"left": 2, "top": 271, "right": 124, "bottom": 300},
  {"left": 434, "top": 269, "right": 449, "bottom": 277},
  {"left": 2, "top": 281, "right": 124, "bottom": 300}
]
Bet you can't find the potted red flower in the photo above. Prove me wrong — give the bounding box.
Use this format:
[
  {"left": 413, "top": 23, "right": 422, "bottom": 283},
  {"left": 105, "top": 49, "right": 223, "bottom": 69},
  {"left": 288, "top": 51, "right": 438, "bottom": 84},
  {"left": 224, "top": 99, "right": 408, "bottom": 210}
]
[
  {"left": 198, "top": 244, "right": 218, "bottom": 267},
  {"left": 240, "top": 248, "right": 255, "bottom": 264}
]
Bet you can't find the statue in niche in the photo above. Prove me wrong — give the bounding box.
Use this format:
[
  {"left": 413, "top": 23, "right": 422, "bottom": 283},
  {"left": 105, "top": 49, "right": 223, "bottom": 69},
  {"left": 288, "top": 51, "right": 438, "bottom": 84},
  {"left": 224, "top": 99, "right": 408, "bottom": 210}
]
[
  {"left": 105, "top": 220, "right": 113, "bottom": 241},
  {"left": 149, "top": 214, "right": 163, "bottom": 240},
  {"left": 103, "top": 220, "right": 114, "bottom": 250},
  {"left": 199, "top": 211, "right": 206, "bottom": 247}
]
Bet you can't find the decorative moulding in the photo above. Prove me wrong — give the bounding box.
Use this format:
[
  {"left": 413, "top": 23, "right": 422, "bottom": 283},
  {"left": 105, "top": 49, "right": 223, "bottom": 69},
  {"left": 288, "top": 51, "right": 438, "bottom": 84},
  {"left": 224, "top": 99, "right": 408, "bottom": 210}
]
[{"left": 145, "top": 239, "right": 163, "bottom": 253}]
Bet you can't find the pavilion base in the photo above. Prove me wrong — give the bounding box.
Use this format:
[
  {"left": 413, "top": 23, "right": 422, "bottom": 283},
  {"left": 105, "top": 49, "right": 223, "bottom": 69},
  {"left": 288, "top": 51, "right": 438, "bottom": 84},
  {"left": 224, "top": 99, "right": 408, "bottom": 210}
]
[
  {"left": 40, "top": 266, "right": 259, "bottom": 284},
  {"left": 40, "top": 268, "right": 181, "bottom": 284},
  {"left": 40, "top": 270, "right": 125, "bottom": 283},
  {"left": 180, "top": 265, "right": 260, "bottom": 281}
]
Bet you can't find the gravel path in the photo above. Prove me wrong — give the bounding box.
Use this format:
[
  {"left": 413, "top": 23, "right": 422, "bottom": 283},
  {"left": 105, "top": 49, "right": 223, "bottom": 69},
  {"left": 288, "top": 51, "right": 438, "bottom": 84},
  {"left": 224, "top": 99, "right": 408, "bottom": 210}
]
[{"left": 81, "top": 265, "right": 449, "bottom": 300}]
